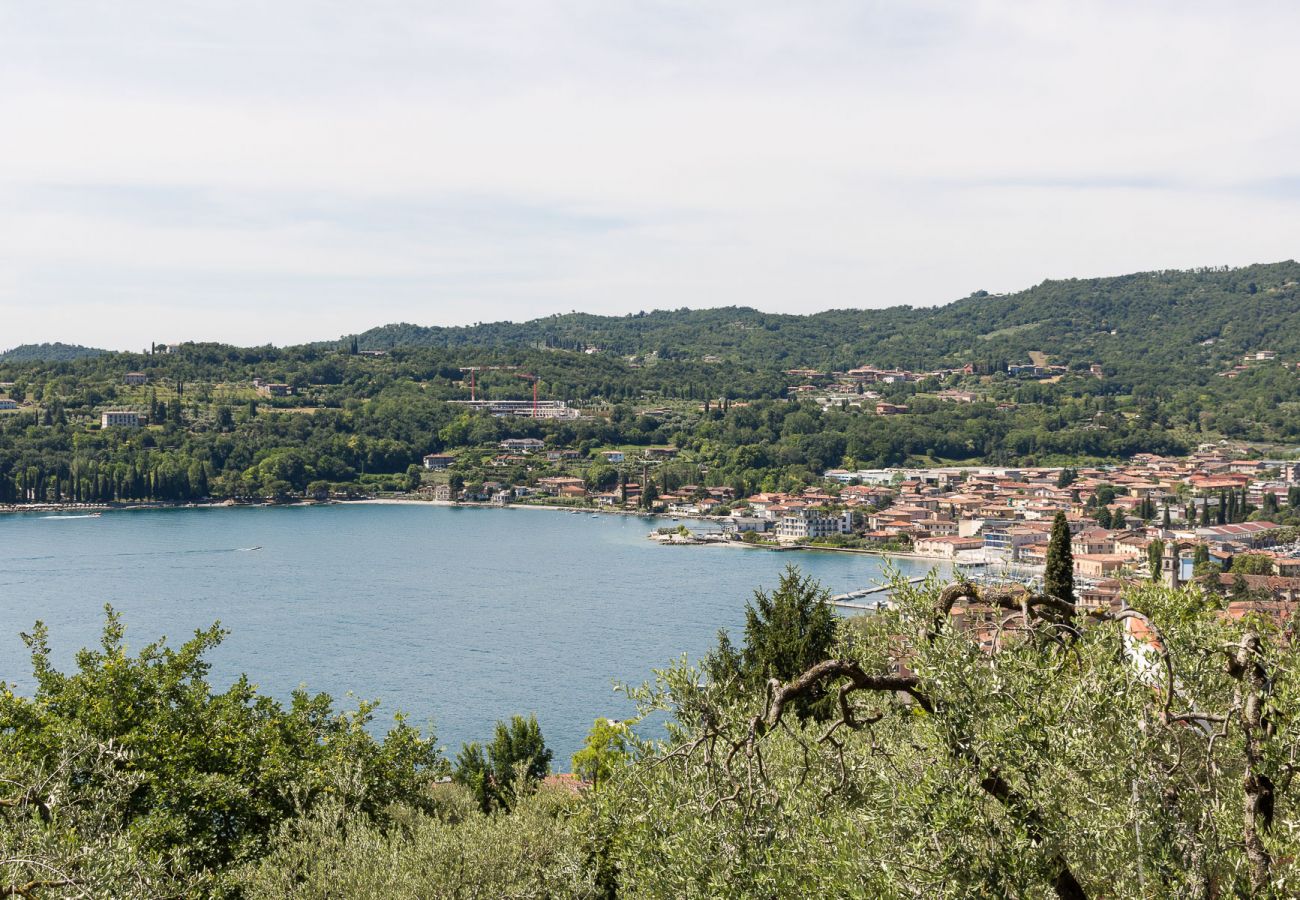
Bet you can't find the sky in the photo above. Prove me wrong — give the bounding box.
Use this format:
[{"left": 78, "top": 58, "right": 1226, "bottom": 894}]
[{"left": 2, "top": 1, "right": 1298, "bottom": 351}]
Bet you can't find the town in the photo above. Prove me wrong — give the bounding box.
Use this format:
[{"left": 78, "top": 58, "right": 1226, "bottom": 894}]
[{"left": 405, "top": 429, "right": 1300, "bottom": 622}]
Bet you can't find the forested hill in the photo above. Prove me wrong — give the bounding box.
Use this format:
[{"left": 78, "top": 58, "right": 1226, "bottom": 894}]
[
  {"left": 0, "top": 342, "right": 106, "bottom": 362},
  {"left": 355, "top": 261, "right": 1300, "bottom": 378}
]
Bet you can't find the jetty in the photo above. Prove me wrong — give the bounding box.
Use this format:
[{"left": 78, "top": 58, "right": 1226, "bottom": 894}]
[{"left": 829, "top": 575, "right": 928, "bottom": 610}]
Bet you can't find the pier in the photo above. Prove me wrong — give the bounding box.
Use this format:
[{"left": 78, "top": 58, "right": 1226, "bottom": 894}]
[{"left": 829, "top": 575, "right": 928, "bottom": 609}]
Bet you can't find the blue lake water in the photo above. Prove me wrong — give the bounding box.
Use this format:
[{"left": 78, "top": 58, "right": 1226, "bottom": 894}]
[{"left": 0, "top": 504, "right": 942, "bottom": 764}]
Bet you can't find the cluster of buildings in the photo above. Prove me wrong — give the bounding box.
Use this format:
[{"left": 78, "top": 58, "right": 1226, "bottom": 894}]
[
  {"left": 785, "top": 365, "right": 962, "bottom": 410},
  {"left": 1216, "top": 349, "right": 1299, "bottom": 379},
  {"left": 818, "top": 452, "right": 1300, "bottom": 613},
  {"left": 786, "top": 359, "right": 1101, "bottom": 413}
]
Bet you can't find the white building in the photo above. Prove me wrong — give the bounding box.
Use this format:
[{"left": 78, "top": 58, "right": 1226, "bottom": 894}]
[
  {"left": 0, "top": 399, "right": 18, "bottom": 410},
  {"left": 500, "top": 438, "right": 545, "bottom": 452},
  {"left": 775, "top": 508, "right": 852, "bottom": 543},
  {"left": 722, "top": 515, "right": 771, "bottom": 534},
  {"left": 449, "top": 400, "right": 580, "bottom": 419},
  {"left": 422, "top": 454, "right": 455, "bottom": 470},
  {"left": 101, "top": 410, "right": 141, "bottom": 428}
]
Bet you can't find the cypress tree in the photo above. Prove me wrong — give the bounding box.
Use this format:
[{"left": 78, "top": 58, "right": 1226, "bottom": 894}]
[
  {"left": 1148, "top": 538, "right": 1164, "bottom": 582},
  {"left": 1045, "top": 510, "right": 1075, "bottom": 604}
]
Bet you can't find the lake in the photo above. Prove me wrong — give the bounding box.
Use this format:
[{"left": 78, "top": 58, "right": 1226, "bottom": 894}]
[{"left": 0, "top": 503, "right": 943, "bottom": 764}]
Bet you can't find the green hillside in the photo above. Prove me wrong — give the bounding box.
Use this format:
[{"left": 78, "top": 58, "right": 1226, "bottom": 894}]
[
  {"left": 355, "top": 261, "right": 1300, "bottom": 382},
  {"left": 0, "top": 341, "right": 107, "bottom": 362}
]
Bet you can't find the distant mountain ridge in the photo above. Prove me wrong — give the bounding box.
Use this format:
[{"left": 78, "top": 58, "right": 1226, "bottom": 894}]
[
  {"left": 351, "top": 261, "right": 1300, "bottom": 380},
  {"left": 0, "top": 342, "right": 107, "bottom": 362}
]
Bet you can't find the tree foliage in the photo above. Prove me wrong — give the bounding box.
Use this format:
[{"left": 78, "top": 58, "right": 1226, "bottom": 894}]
[
  {"left": 601, "top": 576, "right": 1300, "bottom": 898},
  {"left": 1045, "top": 510, "right": 1075, "bottom": 604},
  {"left": 452, "top": 714, "right": 552, "bottom": 812},
  {"left": 0, "top": 608, "right": 446, "bottom": 892},
  {"left": 705, "top": 566, "right": 838, "bottom": 721},
  {"left": 571, "top": 718, "right": 631, "bottom": 789}
]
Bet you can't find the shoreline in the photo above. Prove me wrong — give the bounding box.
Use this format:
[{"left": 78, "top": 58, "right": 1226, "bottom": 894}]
[
  {"left": 2, "top": 491, "right": 967, "bottom": 569},
  {"left": 2, "top": 495, "right": 964, "bottom": 568}
]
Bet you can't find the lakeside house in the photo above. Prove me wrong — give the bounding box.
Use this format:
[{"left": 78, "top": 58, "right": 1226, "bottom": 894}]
[
  {"left": 775, "top": 508, "right": 852, "bottom": 543},
  {"left": 422, "top": 453, "right": 455, "bottom": 470},
  {"left": 913, "top": 536, "right": 984, "bottom": 558}
]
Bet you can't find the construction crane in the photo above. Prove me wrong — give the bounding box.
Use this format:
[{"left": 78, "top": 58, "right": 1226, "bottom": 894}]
[
  {"left": 514, "top": 372, "right": 539, "bottom": 417},
  {"left": 459, "top": 365, "right": 523, "bottom": 401},
  {"left": 460, "top": 367, "right": 484, "bottom": 401}
]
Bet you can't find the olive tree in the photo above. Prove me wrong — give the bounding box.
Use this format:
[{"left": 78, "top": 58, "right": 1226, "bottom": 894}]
[{"left": 598, "top": 575, "right": 1299, "bottom": 898}]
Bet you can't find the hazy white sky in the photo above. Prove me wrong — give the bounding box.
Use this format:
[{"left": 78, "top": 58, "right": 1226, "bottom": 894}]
[{"left": 2, "top": 1, "right": 1298, "bottom": 350}]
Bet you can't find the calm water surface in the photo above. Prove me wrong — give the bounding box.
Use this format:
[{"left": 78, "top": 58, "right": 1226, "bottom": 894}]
[{"left": 0, "top": 504, "right": 942, "bottom": 763}]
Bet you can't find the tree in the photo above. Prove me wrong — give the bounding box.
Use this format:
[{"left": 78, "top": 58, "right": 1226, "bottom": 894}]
[
  {"left": 640, "top": 479, "right": 659, "bottom": 509},
  {"left": 1262, "top": 491, "right": 1279, "bottom": 516},
  {"left": 215, "top": 404, "right": 234, "bottom": 431},
  {"left": 707, "top": 567, "right": 838, "bottom": 721},
  {"left": 1093, "top": 483, "right": 1118, "bottom": 507},
  {"left": 1147, "top": 537, "right": 1165, "bottom": 582},
  {"left": 488, "top": 714, "right": 552, "bottom": 792},
  {"left": 1095, "top": 505, "right": 1112, "bottom": 529},
  {"left": 611, "top": 577, "right": 1300, "bottom": 898},
  {"left": 455, "top": 714, "right": 553, "bottom": 811},
  {"left": 453, "top": 742, "right": 495, "bottom": 813},
  {"left": 1, "top": 608, "right": 445, "bottom": 883},
  {"left": 571, "top": 718, "right": 631, "bottom": 788},
  {"left": 1, "top": 736, "right": 191, "bottom": 896},
  {"left": 1045, "top": 510, "right": 1074, "bottom": 604},
  {"left": 1230, "top": 553, "right": 1274, "bottom": 575}
]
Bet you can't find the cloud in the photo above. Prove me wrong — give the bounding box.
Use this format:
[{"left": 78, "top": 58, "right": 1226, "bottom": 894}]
[{"left": 1, "top": 1, "right": 1298, "bottom": 348}]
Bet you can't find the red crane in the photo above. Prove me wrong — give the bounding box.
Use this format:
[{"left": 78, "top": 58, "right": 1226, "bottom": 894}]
[
  {"left": 460, "top": 367, "right": 484, "bottom": 401},
  {"left": 514, "top": 372, "right": 539, "bottom": 417}
]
